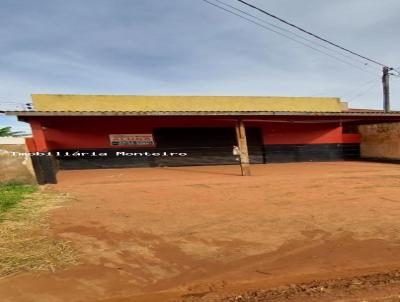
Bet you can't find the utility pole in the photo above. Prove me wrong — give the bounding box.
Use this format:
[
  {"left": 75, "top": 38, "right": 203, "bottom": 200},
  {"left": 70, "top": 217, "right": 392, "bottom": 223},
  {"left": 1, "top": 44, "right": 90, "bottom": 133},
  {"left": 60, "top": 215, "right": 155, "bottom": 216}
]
[{"left": 382, "top": 66, "right": 390, "bottom": 112}]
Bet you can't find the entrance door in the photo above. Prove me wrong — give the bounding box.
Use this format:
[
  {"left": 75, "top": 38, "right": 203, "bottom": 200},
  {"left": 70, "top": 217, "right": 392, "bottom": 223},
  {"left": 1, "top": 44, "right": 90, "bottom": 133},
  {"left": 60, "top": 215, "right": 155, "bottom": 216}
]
[
  {"left": 246, "top": 128, "right": 264, "bottom": 164},
  {"left": 57, "top": 127, "right": 264, "bottom": 169},
  {"left": 154, "top": 127, "right": 235, "bottom": 166},
  {"left": 153, "top": 127, "right": 264, "bottom": 166}
]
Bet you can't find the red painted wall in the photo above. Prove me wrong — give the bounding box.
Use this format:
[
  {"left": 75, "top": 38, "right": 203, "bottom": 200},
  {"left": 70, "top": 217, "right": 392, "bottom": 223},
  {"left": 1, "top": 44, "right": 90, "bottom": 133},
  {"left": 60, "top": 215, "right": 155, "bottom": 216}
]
[
  {"left": 26, "top": 116, "right": 361, "bottom": 150},
  {"left": 261, "top": 123, "right": 360, "bottom": 144},
  {"left": 29, "top": 116, "right": 237, "bottom": 150}
]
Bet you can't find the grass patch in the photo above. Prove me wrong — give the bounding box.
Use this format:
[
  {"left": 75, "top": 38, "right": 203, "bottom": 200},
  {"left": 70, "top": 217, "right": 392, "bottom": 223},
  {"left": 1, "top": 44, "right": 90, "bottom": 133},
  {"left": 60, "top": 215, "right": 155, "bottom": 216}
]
[
  {"left": 0, "top": 183, "right": 37, "bottom": 218},
  {"left": 0, "top": 189, "right": 78, "bottom": 278}
]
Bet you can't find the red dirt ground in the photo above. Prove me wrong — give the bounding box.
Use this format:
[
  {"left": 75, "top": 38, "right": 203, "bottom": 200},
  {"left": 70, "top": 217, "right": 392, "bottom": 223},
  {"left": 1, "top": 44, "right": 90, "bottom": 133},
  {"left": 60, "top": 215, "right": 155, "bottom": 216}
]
[{"left": 1, "top": 162, "right": 400, "bottom": 301}]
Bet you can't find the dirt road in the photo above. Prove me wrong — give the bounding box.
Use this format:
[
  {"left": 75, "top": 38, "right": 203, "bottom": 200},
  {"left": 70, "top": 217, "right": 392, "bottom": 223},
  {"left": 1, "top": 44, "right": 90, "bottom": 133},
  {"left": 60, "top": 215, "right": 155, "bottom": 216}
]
[{"left": 1, "top": 162, "right": 400, "bottom": 301}]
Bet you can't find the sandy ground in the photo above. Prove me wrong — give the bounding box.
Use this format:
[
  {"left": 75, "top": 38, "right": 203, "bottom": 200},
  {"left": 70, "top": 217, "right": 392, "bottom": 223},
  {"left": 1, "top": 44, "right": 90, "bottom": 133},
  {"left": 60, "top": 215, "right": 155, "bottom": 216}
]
[{"left": 1, "top": 161, "right": 400, "bottom": 301}]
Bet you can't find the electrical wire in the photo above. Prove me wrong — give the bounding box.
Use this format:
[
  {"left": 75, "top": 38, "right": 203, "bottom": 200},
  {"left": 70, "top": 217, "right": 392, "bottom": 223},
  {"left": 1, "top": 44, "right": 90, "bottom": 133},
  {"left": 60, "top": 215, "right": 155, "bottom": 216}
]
[
  {"left": 202, "top": 0, "right": 379, "bottom": 76},
  {"left": 343, "top": 78, "right": 377, "bottom": 98},
  {"left": 236, "top": 0, "right": 389, "bottom": 68},
  {"left": 346, "top": 80, "right": 380, "bottom": 102},
  {"left": 213, "top": 0, "right": 379, "bottom": 72},
  {"left": 308, "top": 77, "right": 380, "bottom": 98}
]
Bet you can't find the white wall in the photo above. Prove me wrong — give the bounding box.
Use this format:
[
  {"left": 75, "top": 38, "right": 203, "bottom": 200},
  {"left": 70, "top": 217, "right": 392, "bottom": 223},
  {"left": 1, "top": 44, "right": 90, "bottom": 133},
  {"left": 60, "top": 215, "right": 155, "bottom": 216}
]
[{"left": 0, "top": 137, "right": 26, "bottom": 144}]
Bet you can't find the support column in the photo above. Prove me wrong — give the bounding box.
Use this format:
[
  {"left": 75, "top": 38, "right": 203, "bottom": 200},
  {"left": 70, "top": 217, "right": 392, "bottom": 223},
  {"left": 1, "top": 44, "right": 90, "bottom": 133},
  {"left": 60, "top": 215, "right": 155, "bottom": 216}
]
[
  {"left": 29, "top": 119, "right": 58, "bottom": 184},
  {"left": 30, "top": 119, "right": 49, "bottom": 152},
  {"left": 235, "top": 119, "right": 251, "bottom": 176}
]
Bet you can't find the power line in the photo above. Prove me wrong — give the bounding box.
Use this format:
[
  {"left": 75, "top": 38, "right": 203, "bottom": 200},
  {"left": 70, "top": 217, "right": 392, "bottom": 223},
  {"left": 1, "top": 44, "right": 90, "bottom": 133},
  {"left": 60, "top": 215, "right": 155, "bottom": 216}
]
[
  {"left": 346, "top": 81, "right": 380, "bottom": 102},
  {"left": 202, "top": 0, "right": 378, "bottom": 76},
  {"left": 308, "top": 76, "right": 380, "bottom": 98},
  {"left": 236, "top": 0, "right": 389, "bottom": 68},
  {"left": 212, "top": 0, "right": 379, "bottom": 72},
  {"left": 312, "top": 78, "right": 380, "bottom": 102},
  {"left": 343, "top": 78, "right": 379, "bottom": 99}
]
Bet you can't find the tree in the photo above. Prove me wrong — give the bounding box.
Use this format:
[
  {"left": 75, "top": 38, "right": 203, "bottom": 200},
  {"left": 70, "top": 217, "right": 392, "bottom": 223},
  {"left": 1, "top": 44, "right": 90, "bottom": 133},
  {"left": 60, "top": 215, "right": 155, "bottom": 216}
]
[{"left": 0, "top": 126, "right": 27, "bottom": 137}]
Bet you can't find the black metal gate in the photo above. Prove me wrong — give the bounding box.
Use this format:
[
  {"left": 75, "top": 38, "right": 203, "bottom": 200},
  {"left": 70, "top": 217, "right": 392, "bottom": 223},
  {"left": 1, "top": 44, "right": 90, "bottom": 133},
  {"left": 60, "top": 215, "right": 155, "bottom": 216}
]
[{"left": 57, "top": 127, "right": 264, "bottom": 170}]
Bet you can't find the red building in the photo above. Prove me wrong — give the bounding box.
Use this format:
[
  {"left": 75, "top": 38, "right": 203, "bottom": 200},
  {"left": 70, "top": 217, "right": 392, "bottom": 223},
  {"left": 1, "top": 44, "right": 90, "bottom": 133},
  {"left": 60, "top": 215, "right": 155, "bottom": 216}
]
[{"left": 7, "top": 94, "right": 400, "bottom": 184}]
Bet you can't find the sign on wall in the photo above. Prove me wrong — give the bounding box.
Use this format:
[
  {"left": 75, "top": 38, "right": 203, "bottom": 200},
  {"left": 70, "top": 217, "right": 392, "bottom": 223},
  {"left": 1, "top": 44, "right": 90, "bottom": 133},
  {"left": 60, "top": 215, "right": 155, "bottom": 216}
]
[{"left": 109, "top": 134, "right": 155, "bottom": 146}]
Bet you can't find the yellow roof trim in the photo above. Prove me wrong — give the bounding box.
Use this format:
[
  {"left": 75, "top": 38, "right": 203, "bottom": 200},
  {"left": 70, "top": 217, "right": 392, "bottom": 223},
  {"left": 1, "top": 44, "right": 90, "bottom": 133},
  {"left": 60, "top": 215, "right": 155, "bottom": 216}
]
[{"left": 31, "top": 94, "right": 343, "bottom": 113}]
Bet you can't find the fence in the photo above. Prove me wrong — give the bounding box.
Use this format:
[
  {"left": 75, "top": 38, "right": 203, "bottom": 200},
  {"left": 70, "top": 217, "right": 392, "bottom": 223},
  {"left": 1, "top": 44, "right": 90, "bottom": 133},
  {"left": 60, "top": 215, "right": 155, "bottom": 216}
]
[{"left": 359, "top": 122, "right": 400, "bottom": 161}]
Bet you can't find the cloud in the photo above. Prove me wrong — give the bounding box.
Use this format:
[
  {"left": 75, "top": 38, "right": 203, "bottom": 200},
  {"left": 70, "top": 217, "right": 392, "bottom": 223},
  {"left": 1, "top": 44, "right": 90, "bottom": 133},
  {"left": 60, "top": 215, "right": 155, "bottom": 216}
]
[{"left": 0, "top": 0, "right": 399, "bottom": 116}]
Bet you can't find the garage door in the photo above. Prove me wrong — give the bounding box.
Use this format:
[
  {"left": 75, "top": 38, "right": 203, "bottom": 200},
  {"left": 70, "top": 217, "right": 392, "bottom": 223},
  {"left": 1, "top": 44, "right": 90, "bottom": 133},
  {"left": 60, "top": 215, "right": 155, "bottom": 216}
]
[
  {"left": 153, "top": 127, "right": 263, "bottom": 166},
  {"left": 57, "top": 127, "right": 263, "bottom": 169}
]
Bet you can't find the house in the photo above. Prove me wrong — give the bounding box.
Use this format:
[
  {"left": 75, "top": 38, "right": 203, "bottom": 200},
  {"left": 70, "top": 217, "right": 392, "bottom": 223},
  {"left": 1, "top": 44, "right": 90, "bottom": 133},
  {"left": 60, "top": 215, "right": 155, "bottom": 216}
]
[{"left": 7, "top": 94, "right": 400, "bottom": 184}]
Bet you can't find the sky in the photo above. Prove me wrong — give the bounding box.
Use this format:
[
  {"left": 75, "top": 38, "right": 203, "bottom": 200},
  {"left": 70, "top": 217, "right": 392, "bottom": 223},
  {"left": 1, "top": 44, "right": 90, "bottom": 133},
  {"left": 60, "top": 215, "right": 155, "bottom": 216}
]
[{"left": 1, "top": 0, "right": 400, "bottom": 133}]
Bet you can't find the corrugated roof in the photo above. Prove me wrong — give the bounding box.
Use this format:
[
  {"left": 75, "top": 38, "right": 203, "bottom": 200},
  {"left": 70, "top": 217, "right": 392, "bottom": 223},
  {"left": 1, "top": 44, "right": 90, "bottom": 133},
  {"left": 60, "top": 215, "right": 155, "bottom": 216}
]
[
  {"left": 31, "top": 94, "right": 345, "bottom": 113},
  {"left": 6, "top": 110, "right": 400, "bottom": 116}
]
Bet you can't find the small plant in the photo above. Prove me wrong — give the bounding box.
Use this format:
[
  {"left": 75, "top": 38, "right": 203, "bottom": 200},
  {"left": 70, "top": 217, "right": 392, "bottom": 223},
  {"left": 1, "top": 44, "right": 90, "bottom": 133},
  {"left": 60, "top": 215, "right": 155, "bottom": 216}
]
[{"left": 0, "top": 183, "right": 37, "bottom": 217}]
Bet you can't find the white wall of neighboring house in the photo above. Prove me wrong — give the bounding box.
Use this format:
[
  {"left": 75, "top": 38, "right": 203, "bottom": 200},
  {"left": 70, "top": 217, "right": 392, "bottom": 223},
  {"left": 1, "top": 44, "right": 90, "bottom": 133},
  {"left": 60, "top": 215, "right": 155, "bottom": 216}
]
[
  {"left": 0, "top": 137, "right": 36, "bottom": 184},
  {"left": 0, "top": 136, "right": 26, "bottom": 144}
]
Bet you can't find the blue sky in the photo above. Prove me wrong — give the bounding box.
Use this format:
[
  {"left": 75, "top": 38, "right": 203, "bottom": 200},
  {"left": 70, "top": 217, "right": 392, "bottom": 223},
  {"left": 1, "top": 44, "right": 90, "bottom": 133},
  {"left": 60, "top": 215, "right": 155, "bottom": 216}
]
[{"left": 1, "top": 0, "right": 400, "bottom": 133}]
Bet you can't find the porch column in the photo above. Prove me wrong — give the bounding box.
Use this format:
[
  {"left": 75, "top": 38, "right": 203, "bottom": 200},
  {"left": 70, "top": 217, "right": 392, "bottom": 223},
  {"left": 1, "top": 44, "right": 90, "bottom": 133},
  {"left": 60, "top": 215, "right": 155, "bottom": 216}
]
[
  {"left": 29, "top": 119, "right": 58, "bottom": 185},
  {"left": 235, "top": 119, "right": 251, "bottom": 176},
  {"left": 30, "top": 119, "right": 49, "bottom": 152}
]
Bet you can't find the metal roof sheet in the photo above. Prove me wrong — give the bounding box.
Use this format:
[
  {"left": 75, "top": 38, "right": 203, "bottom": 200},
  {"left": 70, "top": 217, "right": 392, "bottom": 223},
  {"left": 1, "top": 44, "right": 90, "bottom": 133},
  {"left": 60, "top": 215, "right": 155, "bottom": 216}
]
[
  {"left": 31, "top": 94, "right": 345, "bottom": 112},
  {"left": 5, "top": 110, "right": 400, "bottom": 116}
]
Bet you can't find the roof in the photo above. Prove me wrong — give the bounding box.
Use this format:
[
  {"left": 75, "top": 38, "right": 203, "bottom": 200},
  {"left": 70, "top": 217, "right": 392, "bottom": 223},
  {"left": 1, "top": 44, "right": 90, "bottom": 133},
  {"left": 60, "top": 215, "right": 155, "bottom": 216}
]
[
  {"left": 5, "top": 94, "right": 399, "bottom": 119},
  {"left": 6, "top": 110, "right": 400, "bottom": 117},
  {"left": 30, "top": 94, "right": 345, "bottom": 113}
]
